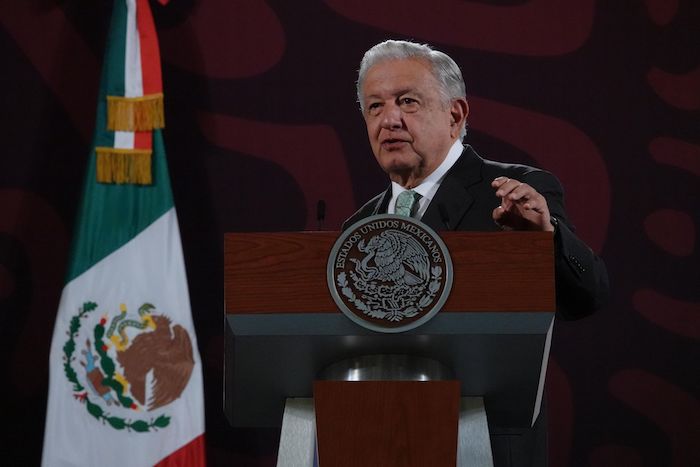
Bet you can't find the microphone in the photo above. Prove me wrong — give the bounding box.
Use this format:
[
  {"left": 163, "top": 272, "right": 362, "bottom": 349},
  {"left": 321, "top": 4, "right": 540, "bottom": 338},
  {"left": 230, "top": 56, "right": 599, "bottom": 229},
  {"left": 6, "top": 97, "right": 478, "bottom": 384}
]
[
  {"left": 316, "top": 200, "right": 326, "bottom": 231},
  {"left": 438, "top": 203, "right": 451, "bottom": 230}
]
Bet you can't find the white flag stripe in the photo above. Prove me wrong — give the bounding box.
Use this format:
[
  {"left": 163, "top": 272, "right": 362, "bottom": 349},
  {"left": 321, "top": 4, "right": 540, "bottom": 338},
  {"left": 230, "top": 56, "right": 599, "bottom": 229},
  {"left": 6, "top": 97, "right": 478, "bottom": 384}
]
[
  {"left": 114, "top": 130, "right": 135, "bottom": 149},
  {"left": 42, "top": 209, "right": 204, "bottom": 466},
  {"left": 114, "top": 0, "right": 140, "bottom": 150},
  {"left": 124, "top": 0, "right": 143, "bottom": 98}
]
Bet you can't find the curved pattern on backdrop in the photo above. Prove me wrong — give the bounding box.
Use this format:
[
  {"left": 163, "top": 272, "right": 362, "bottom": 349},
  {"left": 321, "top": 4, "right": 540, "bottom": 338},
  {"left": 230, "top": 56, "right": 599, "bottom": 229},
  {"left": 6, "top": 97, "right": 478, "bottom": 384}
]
[{"left": 324, "top": 0, "right": 596, "bottom": 56}]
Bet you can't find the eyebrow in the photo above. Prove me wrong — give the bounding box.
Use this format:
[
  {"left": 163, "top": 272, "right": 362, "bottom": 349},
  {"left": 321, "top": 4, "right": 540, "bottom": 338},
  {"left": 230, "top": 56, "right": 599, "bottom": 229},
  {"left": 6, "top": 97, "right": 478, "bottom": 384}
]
[{"left": 364, "top": 88, "right": 419, "bottom": 101}]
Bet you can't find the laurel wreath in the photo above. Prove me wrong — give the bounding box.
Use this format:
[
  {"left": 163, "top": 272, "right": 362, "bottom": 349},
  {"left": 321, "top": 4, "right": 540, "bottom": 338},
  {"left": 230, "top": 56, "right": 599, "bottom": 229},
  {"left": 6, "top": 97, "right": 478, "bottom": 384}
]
[
  {"left": 337, "top": 272, "right": 378, "bottom": 315},
  {"left": 62, "top": 301, "right": 171, "bottom": 432},
  {"left": 337, "top": 267, "right": 443, "bottom": 322},
  {"left": 418, "top": 266, "right": 443, "bottom": 309}
]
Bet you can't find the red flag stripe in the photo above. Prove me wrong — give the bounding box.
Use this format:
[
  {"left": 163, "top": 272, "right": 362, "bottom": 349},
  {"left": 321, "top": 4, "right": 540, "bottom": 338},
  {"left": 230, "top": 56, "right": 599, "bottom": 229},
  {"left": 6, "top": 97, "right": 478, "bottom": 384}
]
[
  {"left": 134, "top": 130, "right": 153, "bottom": 150},
  {"left": 154, "top": 434, "right": 206, "bottom": 467},
  {"left": 136, "top": 0, "right": 162, "bottom": 95}
]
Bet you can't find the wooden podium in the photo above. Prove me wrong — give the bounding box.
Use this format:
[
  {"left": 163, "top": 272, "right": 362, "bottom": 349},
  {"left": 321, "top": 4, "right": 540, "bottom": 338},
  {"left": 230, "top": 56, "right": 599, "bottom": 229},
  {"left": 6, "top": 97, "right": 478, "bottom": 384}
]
[{"left": 224, "top": 231, "right": 555, "bottom": 466}]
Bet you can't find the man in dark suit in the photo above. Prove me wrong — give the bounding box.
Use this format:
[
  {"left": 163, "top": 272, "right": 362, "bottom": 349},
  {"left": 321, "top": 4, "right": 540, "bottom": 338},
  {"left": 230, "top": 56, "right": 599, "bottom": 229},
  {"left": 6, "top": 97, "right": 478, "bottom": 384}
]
[
  {"left": 343, "top": 39, "right": 610, "bottom": 466},
  {"left": 344, "top": 39, "right": 609, "bottom": 321}
]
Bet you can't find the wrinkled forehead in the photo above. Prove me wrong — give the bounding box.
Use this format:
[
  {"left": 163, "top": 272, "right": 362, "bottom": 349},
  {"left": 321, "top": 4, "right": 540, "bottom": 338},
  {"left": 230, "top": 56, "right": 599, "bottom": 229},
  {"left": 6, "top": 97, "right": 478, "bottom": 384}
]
[{"left": 360, "top": 58, "right": 439, "bottom": 100}]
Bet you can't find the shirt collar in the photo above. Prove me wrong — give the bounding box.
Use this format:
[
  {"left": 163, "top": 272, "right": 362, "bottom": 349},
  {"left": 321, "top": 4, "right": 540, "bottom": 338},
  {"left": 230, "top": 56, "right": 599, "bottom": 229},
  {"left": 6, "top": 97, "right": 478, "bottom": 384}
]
[{"left": 389, "top": 140, "right": 463, "bottom": 216}]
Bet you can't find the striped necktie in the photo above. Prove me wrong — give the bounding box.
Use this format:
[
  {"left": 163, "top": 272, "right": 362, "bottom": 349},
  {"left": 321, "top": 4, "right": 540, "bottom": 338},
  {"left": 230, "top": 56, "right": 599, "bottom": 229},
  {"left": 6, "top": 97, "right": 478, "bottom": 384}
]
[{"left": 395, "top": 190, "right": 420, "bottom": 217}]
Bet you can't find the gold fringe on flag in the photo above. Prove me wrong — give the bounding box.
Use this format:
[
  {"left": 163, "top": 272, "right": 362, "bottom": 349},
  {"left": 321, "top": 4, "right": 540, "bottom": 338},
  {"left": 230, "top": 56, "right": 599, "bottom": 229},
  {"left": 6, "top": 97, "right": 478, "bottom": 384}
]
[
  {"left": 107, "top": 93, "right": 164, "bottom": 132},
  {"left": 95, "top": 147, "right": 153, "bottom": 185}
]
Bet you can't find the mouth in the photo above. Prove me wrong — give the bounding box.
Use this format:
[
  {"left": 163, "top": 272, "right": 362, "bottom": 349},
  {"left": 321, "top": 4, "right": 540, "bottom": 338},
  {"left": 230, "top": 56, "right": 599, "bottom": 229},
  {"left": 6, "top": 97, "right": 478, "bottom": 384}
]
[{"left": 381, "top": 138, "right": 409, "bottom": 149}]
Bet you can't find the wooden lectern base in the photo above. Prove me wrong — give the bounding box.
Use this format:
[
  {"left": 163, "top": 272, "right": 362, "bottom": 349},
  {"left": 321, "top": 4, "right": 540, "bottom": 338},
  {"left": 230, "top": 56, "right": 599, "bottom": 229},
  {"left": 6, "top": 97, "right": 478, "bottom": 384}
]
[
  {"left": 276, "top": 394, "right": 495, "bottom": 467},
  {"left": 314, "top": 381, "right": 460, "bottom": 467}
]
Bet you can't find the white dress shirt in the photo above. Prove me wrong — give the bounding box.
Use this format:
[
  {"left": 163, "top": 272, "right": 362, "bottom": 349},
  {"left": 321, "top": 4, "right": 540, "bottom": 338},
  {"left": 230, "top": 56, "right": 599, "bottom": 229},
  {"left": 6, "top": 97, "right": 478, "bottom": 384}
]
[{"left": 387, "top": 140, "right": 463, "bottom": 219}]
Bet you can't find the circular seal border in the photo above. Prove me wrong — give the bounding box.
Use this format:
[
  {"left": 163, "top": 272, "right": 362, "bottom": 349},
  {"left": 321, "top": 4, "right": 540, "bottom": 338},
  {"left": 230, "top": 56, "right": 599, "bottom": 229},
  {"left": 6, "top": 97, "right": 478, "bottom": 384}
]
[{"left": 327, "top": 214, "right": 454, "bottom": 333}]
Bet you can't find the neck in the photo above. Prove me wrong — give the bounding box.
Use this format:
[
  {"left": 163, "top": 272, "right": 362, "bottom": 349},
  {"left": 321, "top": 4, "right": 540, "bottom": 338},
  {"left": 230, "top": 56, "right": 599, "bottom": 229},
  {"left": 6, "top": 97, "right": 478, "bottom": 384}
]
[{"left": 389, "top": 171, "right": 424, "bottom": 189}]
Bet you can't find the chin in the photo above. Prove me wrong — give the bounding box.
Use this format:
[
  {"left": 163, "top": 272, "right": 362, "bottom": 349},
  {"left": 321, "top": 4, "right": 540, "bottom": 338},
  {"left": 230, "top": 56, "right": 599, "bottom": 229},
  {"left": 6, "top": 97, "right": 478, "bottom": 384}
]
[{"left": 377, "top": 152, "right": 419, "bottom": 174}]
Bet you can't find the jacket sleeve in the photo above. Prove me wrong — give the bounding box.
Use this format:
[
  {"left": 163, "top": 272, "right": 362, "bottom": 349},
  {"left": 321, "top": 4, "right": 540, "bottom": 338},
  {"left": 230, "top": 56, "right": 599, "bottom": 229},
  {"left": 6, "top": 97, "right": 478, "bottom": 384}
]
[{"left": 524, "top": 171, "right": 610, "bottom": 319}]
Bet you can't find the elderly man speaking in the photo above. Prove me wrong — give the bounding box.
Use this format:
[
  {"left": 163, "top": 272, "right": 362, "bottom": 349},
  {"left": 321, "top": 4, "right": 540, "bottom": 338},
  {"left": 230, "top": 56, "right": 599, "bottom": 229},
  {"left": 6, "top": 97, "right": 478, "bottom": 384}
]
[
  {"left": 345, "top": 40, "right": 608, "bottom": 321},
  {"left": 343, "top": 39, "right": 610, "bottom": 467}
]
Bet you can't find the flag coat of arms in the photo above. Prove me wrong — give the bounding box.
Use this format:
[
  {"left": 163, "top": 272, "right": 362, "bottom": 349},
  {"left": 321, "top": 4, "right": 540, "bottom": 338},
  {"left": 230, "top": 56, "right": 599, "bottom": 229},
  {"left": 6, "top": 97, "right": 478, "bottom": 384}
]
[{"left": 42, "top": 0, "right": 206, "bottom": 465}]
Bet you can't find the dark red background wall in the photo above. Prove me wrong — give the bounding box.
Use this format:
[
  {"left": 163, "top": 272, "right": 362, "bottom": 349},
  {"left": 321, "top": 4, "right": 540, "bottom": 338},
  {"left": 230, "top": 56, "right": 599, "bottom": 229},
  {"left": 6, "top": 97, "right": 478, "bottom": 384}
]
[{"left": 1, "top": 1, "right": 698, "bottom": 466}]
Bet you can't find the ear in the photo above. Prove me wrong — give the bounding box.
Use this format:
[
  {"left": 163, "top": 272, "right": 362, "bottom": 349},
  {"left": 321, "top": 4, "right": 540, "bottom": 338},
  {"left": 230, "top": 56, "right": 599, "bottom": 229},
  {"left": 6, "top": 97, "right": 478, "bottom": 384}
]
[{"left": 449, "top": 98, "right": 469, "bottom": 138}]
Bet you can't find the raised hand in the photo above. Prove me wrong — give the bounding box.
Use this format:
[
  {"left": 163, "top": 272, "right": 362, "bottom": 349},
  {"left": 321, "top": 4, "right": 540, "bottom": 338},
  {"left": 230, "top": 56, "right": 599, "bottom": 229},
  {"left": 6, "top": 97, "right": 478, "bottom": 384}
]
[{"left": 491, "top": 176, "right": 554, "bottom": 232}]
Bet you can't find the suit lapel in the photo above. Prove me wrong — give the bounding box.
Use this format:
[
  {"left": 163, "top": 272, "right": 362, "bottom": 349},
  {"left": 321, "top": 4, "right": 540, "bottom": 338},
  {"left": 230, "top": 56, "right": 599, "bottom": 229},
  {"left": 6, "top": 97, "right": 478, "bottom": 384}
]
[
  {"left": 373, "top": 185, "right": 392, "bottom": 215},
  {"left": 421, "top": 145, "right": 484, "bottom": 231}
]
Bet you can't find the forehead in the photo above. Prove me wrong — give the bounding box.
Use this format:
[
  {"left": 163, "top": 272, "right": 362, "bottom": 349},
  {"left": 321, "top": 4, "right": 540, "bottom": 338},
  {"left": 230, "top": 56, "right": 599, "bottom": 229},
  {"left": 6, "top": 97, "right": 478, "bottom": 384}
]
[{"left": 362, "top": 58, "right": 440, "bottom": 100}]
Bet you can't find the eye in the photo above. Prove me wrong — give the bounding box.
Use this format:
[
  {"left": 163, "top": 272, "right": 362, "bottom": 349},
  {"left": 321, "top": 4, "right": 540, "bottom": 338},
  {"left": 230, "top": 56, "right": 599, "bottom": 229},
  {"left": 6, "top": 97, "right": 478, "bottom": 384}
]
[
  {"left": 366, "top": 102, "right": 382, "bottom": 116},
  {"left": 398, "top": 97, "right": 419, "bottom": 111}
]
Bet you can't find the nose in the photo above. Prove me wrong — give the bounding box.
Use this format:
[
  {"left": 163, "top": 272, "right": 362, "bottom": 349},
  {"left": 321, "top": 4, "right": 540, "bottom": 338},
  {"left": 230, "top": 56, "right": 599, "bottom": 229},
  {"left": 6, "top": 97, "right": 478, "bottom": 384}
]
[{"left": 380, "top": 103, "right": 402, "bottom": 130}]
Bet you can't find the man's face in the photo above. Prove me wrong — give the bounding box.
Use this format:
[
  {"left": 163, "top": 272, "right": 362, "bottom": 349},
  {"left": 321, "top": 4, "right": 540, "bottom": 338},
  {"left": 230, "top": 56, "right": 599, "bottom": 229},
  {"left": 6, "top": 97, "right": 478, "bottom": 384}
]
[{"left": 361, "top": 58, "right": 461, "bottom": 186}]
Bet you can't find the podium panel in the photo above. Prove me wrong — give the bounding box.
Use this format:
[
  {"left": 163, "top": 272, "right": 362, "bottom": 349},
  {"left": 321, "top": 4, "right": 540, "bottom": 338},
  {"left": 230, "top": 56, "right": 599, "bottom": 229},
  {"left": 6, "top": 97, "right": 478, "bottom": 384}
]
[
  {"left": 224, "top": 231, "right": 555, "bottom": 429},
  {"left": 314, "top": 381, "right": 460, "bottom": 467}
]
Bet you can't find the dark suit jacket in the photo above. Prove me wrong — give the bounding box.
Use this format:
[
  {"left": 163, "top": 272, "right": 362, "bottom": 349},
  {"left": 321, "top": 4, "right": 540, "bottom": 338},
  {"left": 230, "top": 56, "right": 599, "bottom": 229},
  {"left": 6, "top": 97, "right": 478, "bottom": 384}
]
[{"left": 343, "top": 145, "right": 610, "bottom": 320}]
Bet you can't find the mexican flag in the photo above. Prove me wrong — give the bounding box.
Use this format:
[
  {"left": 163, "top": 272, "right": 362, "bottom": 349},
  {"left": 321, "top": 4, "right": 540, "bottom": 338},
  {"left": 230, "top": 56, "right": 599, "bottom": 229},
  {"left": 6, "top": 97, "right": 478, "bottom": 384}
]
[{"left": 42, "top": 0, "right": 206, "bottom": 465}]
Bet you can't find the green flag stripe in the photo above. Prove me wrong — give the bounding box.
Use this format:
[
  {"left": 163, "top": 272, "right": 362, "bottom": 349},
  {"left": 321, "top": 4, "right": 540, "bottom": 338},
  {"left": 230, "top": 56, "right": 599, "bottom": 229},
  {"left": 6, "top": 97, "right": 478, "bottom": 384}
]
[
  {"left": 95, "top": 0, "right": 127, "bottom": 149},
  {"left": 105, "top": 0, "right": 127, "bottom": 97},
  {"left": 66, "top": 130, "right": 174, "bottom": 283}
]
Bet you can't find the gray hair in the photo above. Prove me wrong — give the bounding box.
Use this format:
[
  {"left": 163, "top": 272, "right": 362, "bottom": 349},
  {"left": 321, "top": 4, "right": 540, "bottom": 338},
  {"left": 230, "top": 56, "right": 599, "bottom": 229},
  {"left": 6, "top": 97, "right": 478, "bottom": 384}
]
[{"left": 356, "top": 40, "right": 466, "bottom": 111}]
